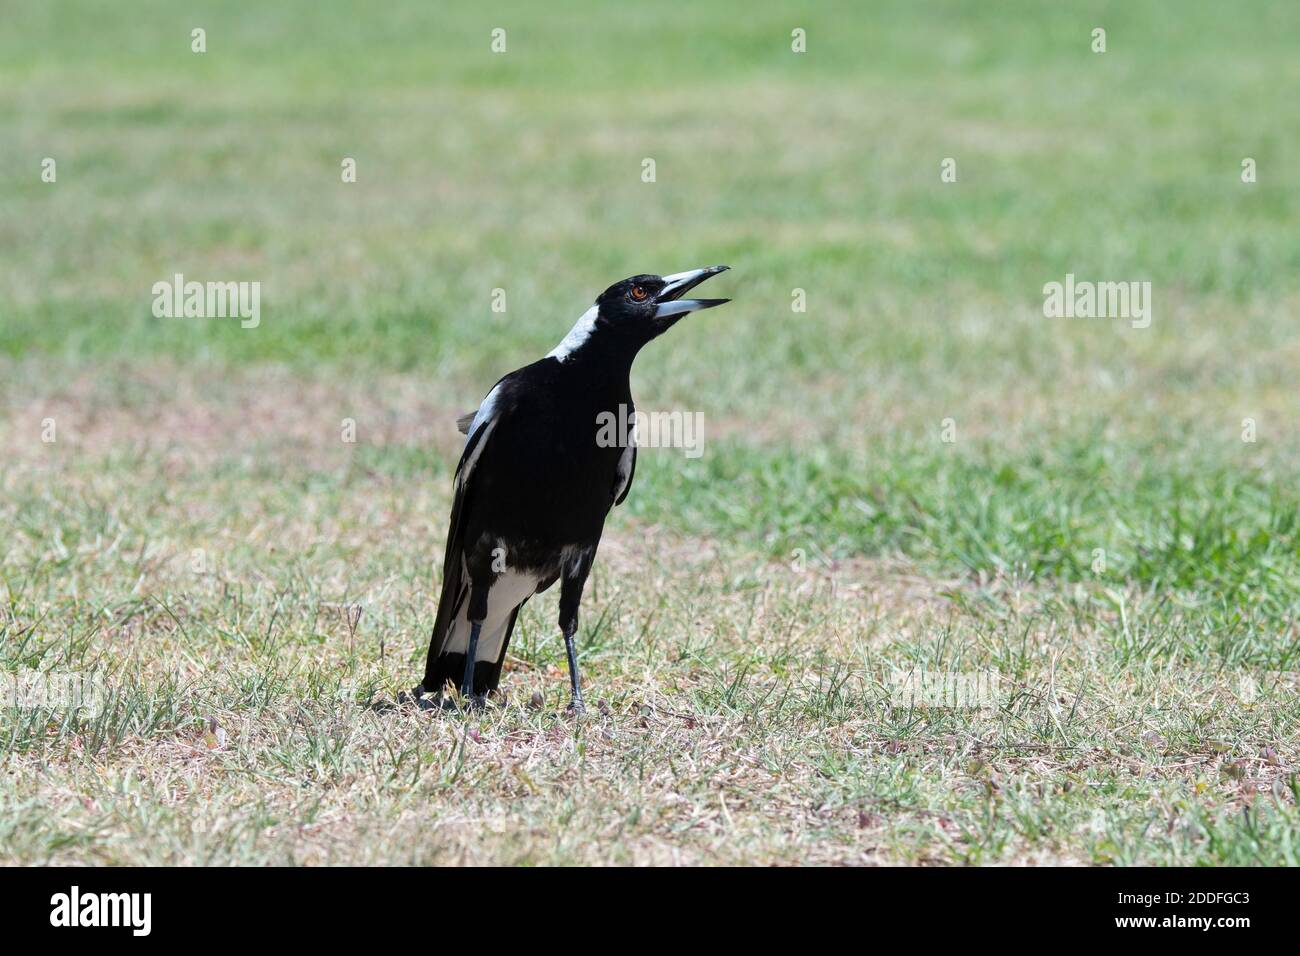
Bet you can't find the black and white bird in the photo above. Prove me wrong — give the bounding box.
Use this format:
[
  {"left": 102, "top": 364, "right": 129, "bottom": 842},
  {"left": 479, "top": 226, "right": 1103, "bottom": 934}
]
[{"left": 412, "top": 266, "right": 731, "bottom": 712}]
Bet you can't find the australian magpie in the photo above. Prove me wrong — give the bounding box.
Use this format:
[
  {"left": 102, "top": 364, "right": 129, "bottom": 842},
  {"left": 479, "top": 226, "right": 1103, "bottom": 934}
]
[{"left": 411, "top": 266, "right": 731, "bottom": 712}]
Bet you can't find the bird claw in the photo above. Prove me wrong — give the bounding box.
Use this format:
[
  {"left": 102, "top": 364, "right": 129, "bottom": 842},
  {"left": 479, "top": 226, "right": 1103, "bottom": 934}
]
[{"left": 395, "top": 685, "right": 452, "bottom": 712}]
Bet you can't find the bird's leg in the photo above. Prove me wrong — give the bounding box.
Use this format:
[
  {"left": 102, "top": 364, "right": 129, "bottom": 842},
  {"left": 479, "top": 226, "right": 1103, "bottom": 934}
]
[
  {"left": 461, "top": 620, "right": 483, "bottom": 708},
  {"left": 562, "top": 620, "right": 584, "bottom": 715},
  {"left": 557, "top": 555, "right": 592, "bottom": 715}
]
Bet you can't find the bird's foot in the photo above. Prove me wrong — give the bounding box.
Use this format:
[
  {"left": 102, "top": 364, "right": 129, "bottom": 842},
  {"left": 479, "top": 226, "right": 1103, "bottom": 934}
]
[
  {"left": 397, "top": 683, "right": 426, "bottom": 706},
  {"left": 396, "top": 683, "right": 450, "bottom": 712},
  {"left": 565, "top": 696, "right": 586, "bottom": 717},
  {"left": 460, "top": 692, "right": 488, "bottom": 712}
]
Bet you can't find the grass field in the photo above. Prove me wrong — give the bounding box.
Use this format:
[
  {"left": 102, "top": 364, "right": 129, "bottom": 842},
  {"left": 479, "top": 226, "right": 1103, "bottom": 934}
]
[{"left": 2, "top": 1, "right": 1298, "bottom": 865}]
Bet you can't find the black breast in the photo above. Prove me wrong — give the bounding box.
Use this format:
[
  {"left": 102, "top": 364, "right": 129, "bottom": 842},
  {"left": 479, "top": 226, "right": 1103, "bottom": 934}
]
[{"left": 463, "top": 360, "right": 631, "bottom": 553}]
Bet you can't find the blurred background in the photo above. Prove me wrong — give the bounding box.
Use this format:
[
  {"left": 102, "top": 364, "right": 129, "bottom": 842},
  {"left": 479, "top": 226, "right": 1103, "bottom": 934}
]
[{"left": 4, "top": 0, "right": 1296, "bottom": 585}]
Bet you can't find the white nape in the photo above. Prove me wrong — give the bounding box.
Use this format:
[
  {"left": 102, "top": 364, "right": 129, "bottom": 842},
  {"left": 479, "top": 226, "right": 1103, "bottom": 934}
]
[{"left": 546, "top": 304, "right": 600, "bottom": 362}]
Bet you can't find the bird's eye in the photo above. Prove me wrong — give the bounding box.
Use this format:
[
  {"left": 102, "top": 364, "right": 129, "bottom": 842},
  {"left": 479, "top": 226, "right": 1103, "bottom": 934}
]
[{"left": 629, "top": 285, "right": 648, "bottom": 301}]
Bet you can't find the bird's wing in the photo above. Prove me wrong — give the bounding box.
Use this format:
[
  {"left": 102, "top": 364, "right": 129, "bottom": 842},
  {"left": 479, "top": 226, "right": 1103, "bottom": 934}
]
[
  {"left": 456, "top": 379, "right": 507, "bottom": 485},
  {"left": 455, "top": 411, "right": 475, "bottom": 435},
  {"left": 426, "top": 381, "right": 507, "bottom": 663},
  {"left": 613, "top": 441, "right": 636, "bottom": 506}
]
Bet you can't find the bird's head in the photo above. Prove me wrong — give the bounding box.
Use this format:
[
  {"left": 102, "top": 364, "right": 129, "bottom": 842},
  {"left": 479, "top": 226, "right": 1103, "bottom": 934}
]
[
  {"left": 548, "top": 266, "right": 731, "bottom": 363},
  {"left": 597, "top": 265, "right": 730, "bottom": 336}
]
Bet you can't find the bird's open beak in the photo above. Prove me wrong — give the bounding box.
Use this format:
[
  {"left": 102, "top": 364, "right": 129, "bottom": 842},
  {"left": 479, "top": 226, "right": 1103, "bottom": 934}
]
[{"left": 654, "top": 265, "right": 731, "bottom": 319}]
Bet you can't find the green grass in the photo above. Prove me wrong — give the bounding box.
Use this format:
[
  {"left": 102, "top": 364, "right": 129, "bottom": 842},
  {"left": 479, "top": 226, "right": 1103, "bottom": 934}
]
[{"left": 1, "top": 0, "right": 1298, "bottom": 864}]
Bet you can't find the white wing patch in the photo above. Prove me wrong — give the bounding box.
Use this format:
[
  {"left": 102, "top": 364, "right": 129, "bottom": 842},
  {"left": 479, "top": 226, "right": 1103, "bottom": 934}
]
[
  {"left": 456, "top": 417, "right": 497, "bottom": 491},
  {"left": 546, "top": 304, "right": 600, "bottom": 362},
  {"left": 456, "top": 383, "right": 503, "bottom": 491},
  {"left": 614, "top": 442, "right": 635, "bottom": 504},
  {"left": 466, "top": 382, "right": 502, "bottom": 442}
]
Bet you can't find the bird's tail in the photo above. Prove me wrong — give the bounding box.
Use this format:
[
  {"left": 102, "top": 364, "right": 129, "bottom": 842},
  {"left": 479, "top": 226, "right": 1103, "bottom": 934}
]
[
  {"left": 421, "top": 553, "right": 531, "bottom": 697},
  {"left": 421, "top": 540, "right": 468, "bottom": 693},
  {"left": 424, "top": 603, "right": 521, "bottom": 697}
]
